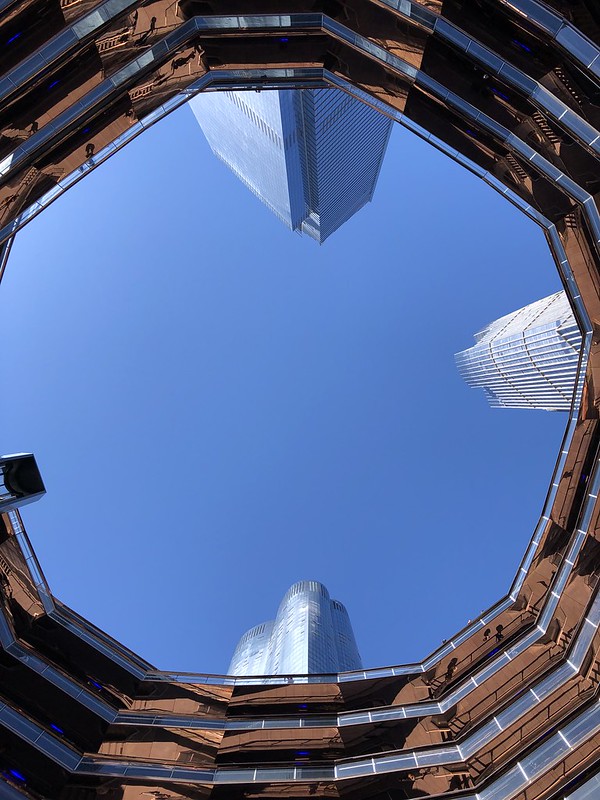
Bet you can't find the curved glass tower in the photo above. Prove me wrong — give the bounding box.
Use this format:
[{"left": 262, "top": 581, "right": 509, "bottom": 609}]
[
  {"left": 228, "top": 580, "right": 362, "bottom": 675},
  {"left": 456, "top": 291, "right": 582, "bottom": 412}
]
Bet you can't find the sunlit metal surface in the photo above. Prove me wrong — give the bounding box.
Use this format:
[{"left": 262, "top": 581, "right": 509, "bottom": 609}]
[{"left": 456, "top": 291, "right": 582, "bottom": 411}]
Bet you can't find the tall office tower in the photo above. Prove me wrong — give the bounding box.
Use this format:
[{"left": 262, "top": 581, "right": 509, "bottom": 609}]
[
  {"left": 189, "top": 89, "right": 393, "bottom": 243},
  {"left": 456, "top": 291, "right": 582, "bottom": 411},
  {"left": 229, "top": 580, "right": 362, "bottom": 675}
]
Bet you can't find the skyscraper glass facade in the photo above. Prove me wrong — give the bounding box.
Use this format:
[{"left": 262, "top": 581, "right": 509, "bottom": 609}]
[
  {"left": 190, "top": 88, "right": 392, "bottom": 243},
  {"left": 228, "top": 580, "right": 362, "bottom": 675},
  {"left": 455, "top": 291, "right": 582, "bottom": 411}
]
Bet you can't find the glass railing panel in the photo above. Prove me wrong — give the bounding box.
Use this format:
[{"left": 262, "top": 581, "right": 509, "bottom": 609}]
[
  {"left": 503, "top": 0, "right": 562, "bottom": 36},
  {"left": 551, "top": 564, "right": 573, "bottom": 596},
  {"left": 569, "top": 620, "right": 597, "bottom": 669},
  {"left": 497, "top": 60, "right": 536, "bottom": 95},
  {"left": 561, "top": 109, "right": 600, "bottom": 148},
  {"left": 565, "top": 772, "right": 600, "bottom": 798},
  {"left": 295, "top": 766, "right": 333, "bottom": 780},
  {"left": 447, "top": 680, "right": 478, "bottom": 705},
  {"left": 364, "top": 668, "right": 395, "bottom": 679},
  {"left": 0, "top": 777, "right": 30, "bottom": 798},
  {"left": 0, "top": 705, "right": 40, "bottom": 741},
  {"left": 263, "top": 718, "right": 301, "bottom": 728},
  {"left": 12, "top": 203, "right": 43, "bottom": 227},
  {"left": 582, "top": 199, "right": 600, "bottom": 245},
  {"left": 520, "top": 732, "right": 569, "bottom": 776},
  {"left": 415, "top": 745, "right": 462, "bottom": 766},
  {"left": 121, "top": 764, "right": 177, "bottom": 777},
  {"left": 323, "top": 17, "right": 355, "bottom": 42},
  {"left": 422, "top": 642, "right": 456, "bottom": 670},
  {"left": 38, "top": 29, "right": 79, "bottom": 62},
  {"left": 214, "top": 769, "right": 252, "bottom": 782},
  {"left": 480, "top": 599, "right": 513, "bottom": 627},
  {"left": 561, "top": 702, "right": 600, "bottom": 744},
  {"left": 175, "top": 766, "right": 213, "bottom": 780},
  {"left": 453, "top": 151, "right": 490, "bottom": 176},
  {"left": 35, "top": 732, "right": 80, "bottom": 768},
  {"left": 447, "top": 92, "right": 481, "bottom": 120},
  {"left": 7, "top": 53, "right": 49, "bottom": 87},
  {"left": 407, "top": 2, "right": 435, "bottom": 28},
  {"left": 139, "top": 104, "right": 175, "bottom": 128},
  {"left": 555, "top": 174, "right": 590, "bottom": 204},
  {"left": 433, "top": 17, "right": 470, "bottom": 50},
  {"left": 566, "top": 530, "right": 587, "bottom": 563},
  {"left": 339, "top": 712, "right": 371, "bottom": 725},
  {"left": 476, "top": 112, "right": 510, "bottom": 142},
  {"left": 337, "top": 671, "right": 366, "bottom": 682},
  {"left": 301, "top": 717, "right": 334, "bottom": 727},
  {"left": 538, "top": 663, "right": 575, "bottom": 697},
  {"left": 468, "top": 40, "right": 505, "bottom": 74},
  {"left": 101, "top": 0, "right": 136, "bottom": 18},
  {"left": 0, "top": 614, "right": 14, "bottom": 644},
  {"left": 404, "top": 702, "right": 439, "bottom": 718},
  {"left": 336, "top": 760, "right": 373, "bottom": 778},
  {"left": 460, "top": 719, "right": 503, "bottom": 758},
  {"left": 77, "top": 759, "right": 117, "bottom": 774},
  {"left": 495, "top": 690, "right": 537, "bottom": 730},
  {"left": 471, "top": 651, "right": 511, "bottom": 685},
  {"left": 528, "top": 152, "right": 564, "bottom": 182},
  {"left": 556, "top": 27, "right": 599, "bottom": 69},
  {"left": 72, "top": 10, "right": 106, "bottom": 38},
  {"left": 373, "top": 752, "right": 416, "bottom": 774},
  {"left": 533, "top": 83, "right": 571, "bottom": 121},
  {"left": 359, "top": 37, "right": 386, "bottom": 60},
  {"left": 255, "top": 768, "right": 296, "bottom": 781},
  {"left": 369, "top": 707, "right": 406, "bottom": 723},
  {"left": 222, "top": 718, "right": 254, "bottom": 729},
  {"left": 477, "top": 763, "right": 527, "bottom": 800}
]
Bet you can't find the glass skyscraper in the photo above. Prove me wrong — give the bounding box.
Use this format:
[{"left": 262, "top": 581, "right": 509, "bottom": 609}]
[
  {"left": 189, "top": 88, "right": 393, "bottom": 243},
  {"left": 456, "top": 291, "right": 581, "bottom": 411},
  {"left": 228, "top": 580, "right": 362, "bottom": 675}
]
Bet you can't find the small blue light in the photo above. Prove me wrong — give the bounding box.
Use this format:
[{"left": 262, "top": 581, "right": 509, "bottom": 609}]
[
  {"left": 7, "top": 32, "right": 22, "bottom": 44},
  {"left": 50, "top": 723, "right": 64, "bottom": 735},
  {"left": 296, "top": 751, "right": 310, "bottom": 756},
  {"left": 511, "top": 38, "right": 531, "bottom": 53},
  {"left": 490, "top": 86, "right": 509, "bottom": 101},
  {"left": 48, "top": 80, "right": 60, "bottom": 90},
  {"left": 279, "top": 37, "right": 289, "bottom": 42},
  {"left": 90, "top": 679, "right": 102, "bottom": 689},
  {"left": 487, "top": 647, "right": 500, "bottom": 657},
  {"left": 298, "top": 704, "right": 308, "bottom": 709},
  {"left": 8, "top": 770, "right": 25, "bottom": 782},
  {"left": 466, "top": 129, "right": 477, "bottom": 137}
]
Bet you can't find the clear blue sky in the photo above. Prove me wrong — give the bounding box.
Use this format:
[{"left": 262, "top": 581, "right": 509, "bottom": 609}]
[{"left": 0, "top": 98, "right": 565, "bottom": 673}]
